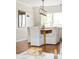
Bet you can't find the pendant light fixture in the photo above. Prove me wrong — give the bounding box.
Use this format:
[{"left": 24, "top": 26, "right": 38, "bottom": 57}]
[{"left": 40, "top": 0, "right": 47, "bottom": 16}]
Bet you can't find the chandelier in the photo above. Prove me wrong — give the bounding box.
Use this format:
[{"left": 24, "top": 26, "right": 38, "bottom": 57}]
[{"left": 40, "top": 0, "right": 47, "bottom": 16}]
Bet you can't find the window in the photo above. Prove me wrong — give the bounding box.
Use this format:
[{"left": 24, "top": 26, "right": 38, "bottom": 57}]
[
  {"left": 41, "top": 13, "right": 53, "bottom": 27},
  {"left": 18, "top": 10, "right": 26, "bottom": 28},
  {"left": 53, "top": 12, "right": 62, "bottom": 27}
]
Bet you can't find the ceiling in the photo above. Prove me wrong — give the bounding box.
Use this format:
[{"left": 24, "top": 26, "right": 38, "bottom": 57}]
[{"left": 17, "top": 0, "right": 62, "bottom": 7}]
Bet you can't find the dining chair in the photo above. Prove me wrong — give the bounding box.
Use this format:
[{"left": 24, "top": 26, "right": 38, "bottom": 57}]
[
  {"left": 30, "top": 26, "right": 44, "bottom": 46},
  {"left": 46, "top": 27, "right": 61, "bottom": 44}
]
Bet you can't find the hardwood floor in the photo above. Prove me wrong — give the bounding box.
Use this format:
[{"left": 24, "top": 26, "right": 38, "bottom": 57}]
[
  {"left": 41, "top": 43, "right": 60, "bottom": 54},
  {"left": 16, "top": 40, "right": 61, "bottom": 54},
  {"left": 16, "top": 40, "right": 29, "bottom": 54}
]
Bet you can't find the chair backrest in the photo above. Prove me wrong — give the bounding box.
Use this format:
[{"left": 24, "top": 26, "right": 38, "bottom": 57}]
[
  {"left": 51, "top": 27, "right": 61, "bottom": 44},
  {"left": 30, "top": 27, "right": 41, "bottom": 46},
  {"left": 59, "top": 27, "right": 62, "bottom": 39},
  {"left": 53, "top": 27, "right": 62, "bottom": 39}
]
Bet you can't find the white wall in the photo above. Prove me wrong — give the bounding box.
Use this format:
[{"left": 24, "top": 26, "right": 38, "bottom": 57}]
[
  {"left": 16, "top": 2, "right": 62, "bottom": 42},
  {"left": 33, "top": 6, "right": 62, "bottom": 26},
  {"left": 16, "top": 2, "right": 34, "bottom": 28},
  {"left": 16, "top": 2, "right": 62, "bottom": 27},
  {"left": 33, "top": 7, "right": 41, "bottom": 26},
  {"left": 16, "top": 2, "right": 34, "bottom": 42},
  {"left": 16, "top": 28, "right": 27, "bottom": 42}
]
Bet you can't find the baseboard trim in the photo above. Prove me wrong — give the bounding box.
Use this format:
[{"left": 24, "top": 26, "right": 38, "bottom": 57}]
[{"left": 30, "top": 41, "right": 60, "bottom": 47}]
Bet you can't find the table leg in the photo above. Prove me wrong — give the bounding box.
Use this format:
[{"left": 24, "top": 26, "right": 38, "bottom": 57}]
[
  {"left": 43, "top": 31, "right": 46, "bottom": 51},
  {"left": 44, "top": 31, "right": 46, "bottom": 44}
]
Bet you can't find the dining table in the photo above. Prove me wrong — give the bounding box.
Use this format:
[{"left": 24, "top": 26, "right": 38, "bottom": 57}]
[{"left": 40, "top": 28, "right": 52, "bottom": 45}]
